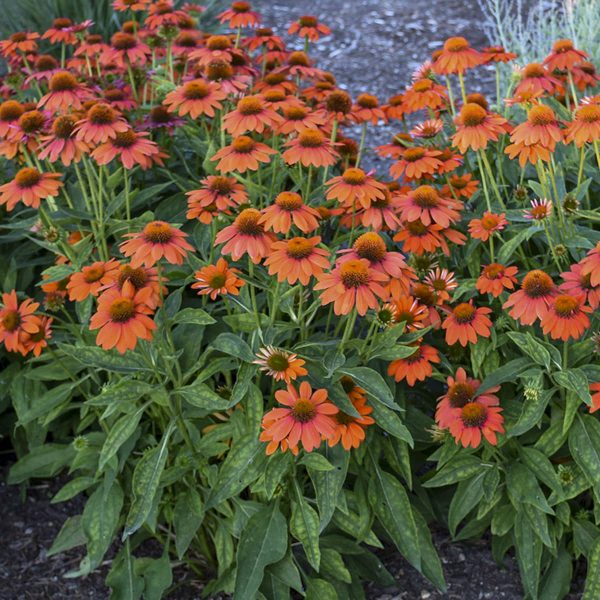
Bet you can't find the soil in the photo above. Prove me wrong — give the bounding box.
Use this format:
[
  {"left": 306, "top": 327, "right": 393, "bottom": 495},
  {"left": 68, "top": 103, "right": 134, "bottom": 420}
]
[{"left": 0, "top": 1, "right": 585, "bottom": 599}]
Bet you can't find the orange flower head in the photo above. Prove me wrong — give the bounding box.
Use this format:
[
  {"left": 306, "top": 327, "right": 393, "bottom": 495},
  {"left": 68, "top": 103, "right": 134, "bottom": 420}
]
[
  {"left": 434, "top": 36, "right": 484, "bottom": 74},
  {"left": 326, "top": 168, "right": 387, "bottom": 209},
  {"left": 254, "top": 346, "right": 307, "bottom": 383},
  {"left": 398, "top": 185, "right": 461, "bottom": 228},
  {"left": 215, "top": 208, "right": 275, "bottom": 263},
  {"left": 452, "top": 103, "right": 508, "bottom": 152},
  {"left": 544, "top": 39, "right": 588, "bottom": 72},
  {"left": 448, "top": 402, "right": 504, "bottom": 448},
  {"left": 580, "top": 242, "right": 600, "bottom": 287},
  {"left": 540, "top": 293, "right": 591, "bottom": 341},
  {"left": 468, "top": 211, "right": 508, "bottom": 241},
  {"left": 191, "top": 258, "right": 245, "bottom": 300},
  {"left": 476, "top": 263, "right": 518, "bottom": 297},
  {"left": 212, "top": 135, "right": 277, "bottom": 173},
  {"left": 503, "top": 269, "right": 556, "bottom": 325},
  {"left": 282, "top": 128, "right": 338, "bottom": 168},
  {"left": 0, "top": 290, "right": 40, "bottom": 355},
  {"left": 442, "top": 301, "right": 492, "bottom": 346},
  {"left": 0, "top": 167, "right": 63, "bottom": 211},
  {"left": 328, "top": 387, "right": 374, "bottom": 450},
  {"left": 264, "top": 236, "right": 330, "bottom": 285},
  {"left": 390, "top": 146, "right": 443, "bottom": 180},
  {"left": 67, "top": 259, "right": 120, "bottom": 302},
  {"left": 259, "top": 381, "right": 338, "bottom": 455},
  {"left": 260, "top": 191, "right": 320, "bottom": 234},
  {"left": 120, "top": 221, "right": 193, "bottom": 268},
  {"left": 565, "top": 104, "right": 600, "bottom": 147},
  {"left": 388, "top": 343, "right": 440, "bottom": 386}
]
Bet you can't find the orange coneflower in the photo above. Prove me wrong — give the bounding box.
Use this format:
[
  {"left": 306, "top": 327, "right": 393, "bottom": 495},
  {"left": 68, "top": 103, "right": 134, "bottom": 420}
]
[
  {"left": 254, "top": 346, "right": 307, "bottom": 383},
  {"left": 436, "top": 147, "right": 464, "bottom": 174},
  {"left": 443, "top": 301, "right": 492, "bottom": 346},
  {"left": 112, "top": 0, "right": 152, "bottom": 11},
  {"left": 445, "top": 173, "right": 479, "bottom": 199},
  {"left": 561, "top": 262, "right": 600, "bottom": 309},
  {"left": 90, "top": 281, "right": 156, "bottom": 354},
  {"left": 214, "top": 208, "right": 275, "bottom": 263},
  {"left": 190, "top": 35, "right": 235, "bottom": 67},
  {"left": 315, "top": 258, "right": 387, "bottom": 316},
  {"left": 282, "top": 128, "right": 338, "bottom": 168},
  {"left": 260, "top": 191, "right": 320, "bottom": 234},
  {"left": 564, "top": 104, "right": 600, "bottom": 147},
  {"left": 277, "top": 104, "right": 326, "bottom": 135},
  {"left": 510, "top": 104, "right": 562, "bottom": 151},
  {"left": 38, "top": 71, "right": 90, "bottom": 112},
  {"left": 92, "top": 129, "right": 164, "bottom": 170},
  {"left": 476, "top": 263, "right": 519, "bottom": 297},
  {"left": 163, "top": 79, "right": 227, "bottom": 119},
  {"left": 397, "top": 185, "right": 461, "bottom": 228},
  {"left": 38, "top": 115, "right": 89, "bottom": 166},
  {"left": 223, "top": 95, "right": 282, "bottom": 136},
  {"left": 540, "top": 294, "right": 591, "bottom": 341},
  {"left": 0, "top": 167, "right": 62, "bottom": 211},
  {"left": 0, "top": 290, "right": 40, "bottom": 354},
  {"left": 394, "top": 219, "right": 449, "bottom": 256},
  {"left": 452, "top": 103, "right": 508, "bottom": 152},
  {"left": 503, "top": 269, "right": 557, "bottom": 325},
  {"left": 260, "top": 381, "right": 338, "bottom": 454},
  {"left": 186, "top": 176, "right": 247, "bottom": 217},
  {"left": 572, "top": 62, "right": 600, "bottom": 91},
  {"left": 218, "top": 1, "right": 260, "bottom": 28},
  {"left": 424, "top": 267, "right": 457, "bottom": 303},
  {"left": 544, "top": 39, "right": 587, "bottom": 72},
  {"left": 0, "top": 101, "right": 24, "bottom": 139},
  {"left": 244, "top": 27, "right": 285, "bottom": 52},
  {"left": 402, "top": 78, "right": 448, "bottom": 113},
  {"left": 448, "top": 402, "right": 504, "bottom": 448},
  {"left": 580, "top": 242, "right": 600, "bottom": 287},
  {"left": 74, "top": 103, "right": 129, "bottom": 145},
  {"left": 590, "top": 382, "right": 600, "bottom": 413},
  {"left": 388, "top": 343, "right": 440, "bottom": 386},
  {"left": 339, "top": 232, "right": 412, "bottom": 285},
  {"left": 390, "top": 146, "right": 442, "bottom": 180},
  {"left": 264, "top": 236, "right": 329, "bottom": 285},
  {"left": 436, "top": 367, "right": 500, "bottom": 429},
  {"left": 482, "top": 46, "right": 517, "bottom": 64},
  {"left": 351, "top": 93, "right": 387, "bottom": 125},
  {"left": 358, "top": 187, "right": 402, "bottom": 230},
  {"left": 212, "top": 135, "right": 277, "bottom": 173},
  {"left": 288, "top": 15, "right": 331, "bottom": 41},
  {"left": 106, "top": 264, "right": 165, "bottom": 309},
  {"left": 328, "top": 389, "right": 375, "bottom": 451},
  {"left": 468, "top": 211, "right": 508, "bottom": 242},
  {"left": 145, "top": 1, "right": 187, "bottom": 29},
  {"left": 384, "top": 94, "right": 407, "bottom": 121},
  {"left": 192, "top": 258, "right": 245, "bottom": 300},
  {"left": 42, "top": 18, "right": 80, "bottom": 46},
  {"left": 322, "top": 89, "right": 353, "bottom": 121},
  {"left": 0, "top": 32, "right": 39, "bottom": 58},
  {"left": 67, "top": 259, "right": 120, "bottom": 302},
  {"left": 102, "top": 32, "right": 150, "bottom": 67},
  {"left": 120, "top": 221, "right": 193, "bottom": 268},
  {"left": 410, "top": 283, "right": 442, "bottom": 326},
  {"left": 410, "top": 118, "right": 444, "bottom": 139},
  {"left": 434, "top": 37, "right": 484, "bottom": 74},
  {"left": 524, "top": 198, "right": 552, "bottom": 221},
  {"left": 325, "top": 168, "right": 387, "bottom": 210},
  {"left": 392, "top": 295, "right": 428, "bottom": 331},
  {"left": 22, "top": 315, "right": 53, "bottom": 357},
  {"left": 514, "top": 63, "right": 561, "bottom": 96}
]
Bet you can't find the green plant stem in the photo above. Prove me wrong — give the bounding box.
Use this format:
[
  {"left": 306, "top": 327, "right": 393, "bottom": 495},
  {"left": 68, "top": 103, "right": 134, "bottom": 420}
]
[
  {"left": 341, "top": 309, "right": 357, "bottom": 349},
  {"left": 480, "top": 150, "right": 504, "bottom": 208},
  {"left": 445, "top": 76, "right": 456, "bottom": 117},
  {"left": 356, "top": 122, "right": 368, "bottom": 167},
  {"left": 458, "top": 71, "right": 468, "bottom": 103},
  {"left": 476, "top": 152, "right": 492, "bottom": 211}
]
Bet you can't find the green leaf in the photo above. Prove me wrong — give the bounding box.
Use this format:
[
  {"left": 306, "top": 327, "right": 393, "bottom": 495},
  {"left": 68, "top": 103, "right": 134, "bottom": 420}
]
[
  {"left": 139, "top": 553, "right": 172, "bottom": 600},
  {"left": 266, "top": 552, "right": 303, "bottom": 593},
  {"left": 570, "top": 415, "right": 600, "bottom": 502},
  {"left": 320, "top": 548, "right": 351, "bottom": 583},
  {"left": 368, "top": 463, "right": 420, "bottom": 571},
  {"left": 58, "top": 343, "right": 151, "bottom": 373},
  {"left": 206, "top": 434, "right": 268, "bottom": 509},
  {"left": 338, "top": 367, "right": 396, "bottom": 409},
  {"left": 370, "top": 399, "right": 413, "bottom": 445},
  {"left": 83, "top": 481, "right": 124, "bottom": 569},
  {"left": 306, "top": 578, "right": 338, "bottom": 600},
  {"left": 423, "top": 454, "right": 483, "bottom": 488},
  {"left": 506, "top": 331, "right": 554, "bottom": 370},
  {"left": 99, "top": 406, "right": 146, "bottom": 471},
  {"left": 509, "top": 389, "right": 552, "bottom": 437},
  {"left": 308, "top": 444, "right": 349, "bottom": 530},
  {"left": 514, "top": 511, "right": 542, "bottom": 599},
  {"left": 234, "top": 502, "right": 287, "bottom": 600},
  {"left": 369, "top": 344, "right": 417, "bottom": 361},
  {"left": 106, "top": 543, "right": 144, "bottom": 600},
  {"left": 299, "top": 453, "right": 334, "bottom": 471},
  {"left": 506, "top": 463, "right": 553, "bottom": 515},
  {"left": 290, "top": 488, "right": 321, "bottom": 570},
  {"left": 498, "top": 227, "right": 534, "bottom": 263},
  {"left": 52, "top": 477, "right": 96, "bottom": 504},
  {"left": 176, "top": 381, "right": 230, "bottom": 412},
  {"left": 174, "top": 488, "right": 204, "bottom": 559},
  {"left": 124, "top": 423, "right": 174, "bottom": 539},
  {"left": 478, "top": 358, "right": 534, "bottom": 392},
  {"left": 17, "top": 381, "right": 78, "bottom": 425},
  {"left": 172, "top": 307, "right": 216, "bottom": 326},
  {"left": 8, "top": 444, "right": 75, "bottom": 484},
  {"left": 211, "top": 332, "right": 255, "bottom": 362},
  {"left": 519, "top": 446, "right": 563, "bottom": 497},
  {"left": 554, "top": 369, "right": 592, "bottom": 405},
  {"left": 48, "top": 515, "right": 86, "bottom": 557},
  {"left": 86, "top": 380, "right": 154, "bottom": 407},
  {"left": 448, "top": 474, "right": 485, "bottom": 536},
  {"left": 540, "top": 546, "right": 572, "bottom": 600},
  {"left": 584, "top": 537, "right": 600, "bottom": 600}
]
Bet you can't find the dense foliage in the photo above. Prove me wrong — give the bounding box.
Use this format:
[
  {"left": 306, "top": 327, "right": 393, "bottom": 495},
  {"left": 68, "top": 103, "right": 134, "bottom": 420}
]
[{"left": 0, "top": 1, "right": 599, "bottom": 598}]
